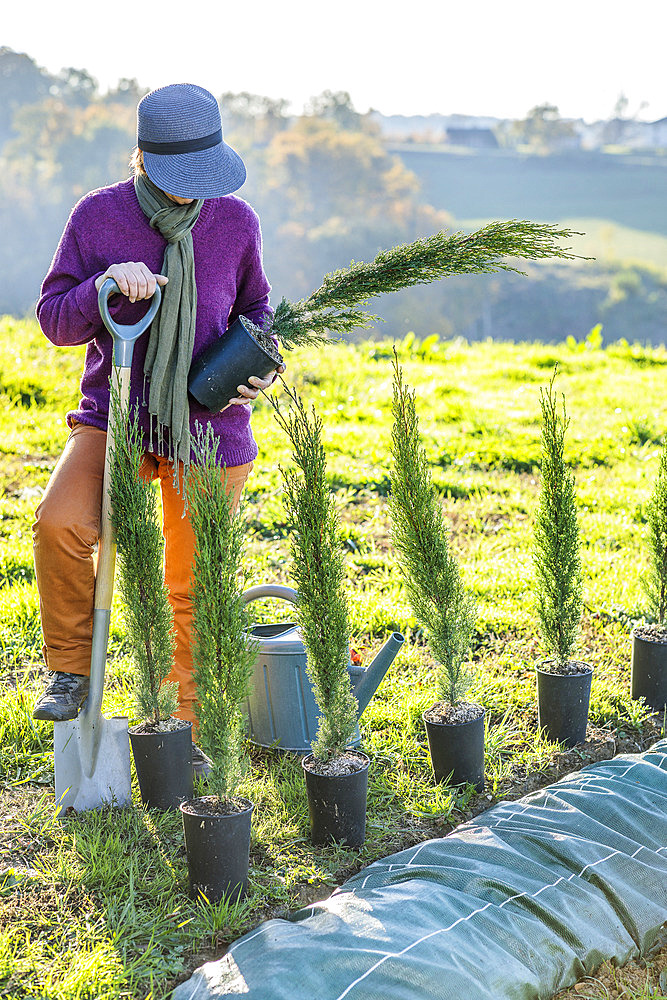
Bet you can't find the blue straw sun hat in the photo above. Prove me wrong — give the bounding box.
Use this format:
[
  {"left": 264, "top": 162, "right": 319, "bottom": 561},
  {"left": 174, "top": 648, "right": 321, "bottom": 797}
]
[{"left": 137, "top": 83, "right": 246, "bottom": 199}]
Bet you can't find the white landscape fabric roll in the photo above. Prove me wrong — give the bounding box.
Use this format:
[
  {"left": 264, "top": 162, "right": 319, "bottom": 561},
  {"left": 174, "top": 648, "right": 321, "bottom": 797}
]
[{"left": 174, "top": 741, "right": 667, "bottom": 1000}]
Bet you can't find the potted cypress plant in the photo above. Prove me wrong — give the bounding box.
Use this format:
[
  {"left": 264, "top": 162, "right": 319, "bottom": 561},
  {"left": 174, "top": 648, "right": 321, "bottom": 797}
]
[
  {"left": 272, "top": 386, "right": 368, "bottom": 848},
  {"left": 533, "top": 370, "right": 592, "bottom": 748},
  {"left": 109, "top": 391, "right": 192, "bottom": 810},
  {"left": 631, "top": 434, "right": 667, "bottom": 711},
  {"left": 189, "top": 221, "right": 581, "bottom": 411},
  {"left": 388, "top": 354, "right": 483, "bottom": 791},
  {"left": 179, "top": 424, "right": 257, "bottom": 903}
]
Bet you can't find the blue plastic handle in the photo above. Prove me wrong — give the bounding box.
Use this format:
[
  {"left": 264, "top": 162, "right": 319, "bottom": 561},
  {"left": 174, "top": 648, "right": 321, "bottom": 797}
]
[{"left": 97, "top": 277, "right": 162, "bottom": 367}]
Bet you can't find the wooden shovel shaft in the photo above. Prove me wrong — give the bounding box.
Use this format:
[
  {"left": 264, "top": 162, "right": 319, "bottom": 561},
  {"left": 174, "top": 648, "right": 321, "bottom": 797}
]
[{"left": 95, "top": 364, "right": 130, "bottom": 612}]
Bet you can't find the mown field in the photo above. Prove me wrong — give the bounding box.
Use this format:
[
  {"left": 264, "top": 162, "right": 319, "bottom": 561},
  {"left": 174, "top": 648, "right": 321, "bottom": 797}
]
[
  {"left": 395, "top": 148, "right": 667, "bottom": 239},
  {"left": 1, "top": 315, "right": 666, "bottom": 999}
]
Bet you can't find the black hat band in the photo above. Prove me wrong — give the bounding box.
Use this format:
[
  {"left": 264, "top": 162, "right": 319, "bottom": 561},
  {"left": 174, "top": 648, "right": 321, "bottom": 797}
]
[{"left": 138, "top": 128, "right": 222, "bottom": 155}]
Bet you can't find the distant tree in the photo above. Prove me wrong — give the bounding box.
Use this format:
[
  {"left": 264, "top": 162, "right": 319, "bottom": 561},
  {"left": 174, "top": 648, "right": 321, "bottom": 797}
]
[
  {"left": 303, "top": 90, "right": 370, "bottom": 132},
  {"left": 509, "top": 104, "right": 577, "bottom": 154},
  {"left": 613, "top": 93, "right": 630, "bottom": 120},
  {"left": 603, "top": 93, "right": 649, "bottom": 145},
  {"left": 0, "top": 47, "right": 53, "bottom": 144},
  {"left": 220, "top": 90, "right": 290, "bottom": 148},
  {"left": 52, "top": 67, "right": 98, "bottom": 107},
  {"left": 102, "top": 78, "right": 148, "bottom": 107},
  {"left": 0, "top": 94, "right": 134, "bottom": 313},
  {"left": 7, "top": 98, "right": 133, "bottom": 200}
]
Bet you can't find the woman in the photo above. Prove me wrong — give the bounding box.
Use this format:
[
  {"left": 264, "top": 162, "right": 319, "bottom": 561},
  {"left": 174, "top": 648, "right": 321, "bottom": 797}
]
[{"left": 31, "top": 83, "right": 282, "bottom": 776}]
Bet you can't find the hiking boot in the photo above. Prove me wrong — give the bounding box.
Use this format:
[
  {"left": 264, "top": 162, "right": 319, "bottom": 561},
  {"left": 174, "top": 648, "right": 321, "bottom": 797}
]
[
  {"left": 192, "top": 744, "right": 213, "bottom": 779},
  {"left": 32, "top": 671, "right": 90, "bottom": 722}
]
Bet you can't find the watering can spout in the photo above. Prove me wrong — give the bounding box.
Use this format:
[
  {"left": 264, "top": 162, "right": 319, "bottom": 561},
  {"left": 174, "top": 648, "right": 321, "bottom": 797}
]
[{"left": 351, "top": 632, "right": 405, "bottom": 718}]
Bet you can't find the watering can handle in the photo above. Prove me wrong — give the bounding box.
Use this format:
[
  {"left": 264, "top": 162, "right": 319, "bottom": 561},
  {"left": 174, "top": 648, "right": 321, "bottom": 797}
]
[
  {"left": 98, "top": 277, "right": 162, "bottom": 366},
  {"left": 241, "top": 584, "right": 299, "bottom": 607}
]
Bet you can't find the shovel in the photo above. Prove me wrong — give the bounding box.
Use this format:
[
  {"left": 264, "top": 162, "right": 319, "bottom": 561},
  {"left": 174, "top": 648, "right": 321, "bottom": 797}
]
[{"left": 54, "top": 277, "right": 162, "bottom": 814}]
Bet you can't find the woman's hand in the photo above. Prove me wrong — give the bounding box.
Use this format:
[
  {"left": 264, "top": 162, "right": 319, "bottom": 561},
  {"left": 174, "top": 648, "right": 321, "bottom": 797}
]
[
  {"left": 94, "top": 262, "right": 168, "bottom": 302},
  {"left": 226, "top": 363, "right": 287, "bottom": 407}
]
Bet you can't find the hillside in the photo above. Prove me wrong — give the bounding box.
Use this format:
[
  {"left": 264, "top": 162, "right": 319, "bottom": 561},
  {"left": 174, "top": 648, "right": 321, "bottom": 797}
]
[
  {"left": 372, "top": 148, "right": 667, "bottom": 346},
  {"left": 392, "top": 147, "right": 667, "bottom": 237}
]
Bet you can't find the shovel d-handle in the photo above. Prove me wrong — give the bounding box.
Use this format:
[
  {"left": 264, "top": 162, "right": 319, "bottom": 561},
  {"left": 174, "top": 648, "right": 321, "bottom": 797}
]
[
  {"left": 98, "top": 276, "right": 162, "bottom": 366},
  {"left": 241, "top": 584, "right": 299, "bottom": 607}
]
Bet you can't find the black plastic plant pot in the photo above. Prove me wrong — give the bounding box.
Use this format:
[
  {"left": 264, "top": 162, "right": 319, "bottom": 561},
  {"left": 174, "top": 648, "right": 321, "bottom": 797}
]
[
  {"left": 302, "top": 750, "right": 369, "bottom": 848},
  {"left": 631, "top": 630, "right": 667, "bottom": 710},
  {"left": 180, "top": 797, "right": 253, "bottom": 904},
  {"left": 128, "top": 722, "right": 193, "bottom": 810},
  {"left": 422, "top": 710, "right": 485, "bottom": 792},
  {"left": 187, "top": 317, "right": 282, "bottom": 413},
  {"left": 536, "top": 663, "right": 593, "bottom": 749}
]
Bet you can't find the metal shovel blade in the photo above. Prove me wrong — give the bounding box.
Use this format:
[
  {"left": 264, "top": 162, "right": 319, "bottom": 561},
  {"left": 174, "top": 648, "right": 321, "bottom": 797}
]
[
  {"left": 53, "top": 586, "right": 132, "bottom": 814},
  {"left": 54, "top": 715, "right": 131, "bottom": 814}
]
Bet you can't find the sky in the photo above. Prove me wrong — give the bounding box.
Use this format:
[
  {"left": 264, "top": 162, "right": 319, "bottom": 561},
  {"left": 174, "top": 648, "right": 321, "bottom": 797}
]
[{"left": 4, "top": 0, "right": 667, "bottom": 123}]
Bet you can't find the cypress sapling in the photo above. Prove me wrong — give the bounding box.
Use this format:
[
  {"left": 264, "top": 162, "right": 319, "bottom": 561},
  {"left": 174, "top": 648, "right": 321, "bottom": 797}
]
[
  {"left": 272, "top": 385, "right": 359, "bottom": 762},
  {"left": 533, "top": 370, "right": 585, "bottom": 671},
  {"left": 108, "top": 386, "right": 178, "bottom": 726},
  {"left": 186, "top": 423, "right": 256, "bottom": 802},
  {"left": 388, "top": 354, "right": 478, "bottom": 722},
  {"left": 640, "top": 434, "right": 667, "bottom": 636},
  {"left": 631, "top": 435, "right": 667, "bottom": 715}
]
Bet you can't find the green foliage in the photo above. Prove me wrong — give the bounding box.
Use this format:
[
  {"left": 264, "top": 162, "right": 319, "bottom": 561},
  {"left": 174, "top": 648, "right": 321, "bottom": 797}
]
[
  {"left": 642, "top": 436, "right": 667, "bottom": 624},
  {"left": 187, "top": 424, "right": 256, "bottom": 799},
  {"left": 3, "top": 325, "right": 667, "bottom": 997},
  {"left": 108, "top": 386, "right": 177, "bottom": 725},
  {"left": 0, "top": 679, "right": 52, "bottom": 784},
  {"left": 533, "top": 370, "right": 583, "bottom": 665},
  {"left": 388, "top": 354, "right": 477, "bottom": 705},
  {"left": 566, "top": 323, "right": 604, "bottom": 353},
  {"left": 271, "top": 220, "right": 581, "bottom": 350},
  {"left": 272, "top": 385, "right": 358, "bottom": 760}
]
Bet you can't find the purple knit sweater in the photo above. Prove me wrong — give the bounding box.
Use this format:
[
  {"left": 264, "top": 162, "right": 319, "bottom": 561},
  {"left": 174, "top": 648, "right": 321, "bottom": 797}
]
[{"left": 37, "top": 178, "right": 273, "bottom": 467}]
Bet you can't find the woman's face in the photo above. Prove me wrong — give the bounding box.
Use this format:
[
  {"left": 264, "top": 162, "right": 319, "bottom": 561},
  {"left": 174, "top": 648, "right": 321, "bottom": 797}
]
[{"left": 164, "top": 191, "right": 195, "bottom": 205}]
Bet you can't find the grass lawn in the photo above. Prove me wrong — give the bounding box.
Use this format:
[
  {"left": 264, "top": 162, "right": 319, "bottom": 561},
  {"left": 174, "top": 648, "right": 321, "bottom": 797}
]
[{"left": 1, "top": 316, "right": 665, "bottom": 999}]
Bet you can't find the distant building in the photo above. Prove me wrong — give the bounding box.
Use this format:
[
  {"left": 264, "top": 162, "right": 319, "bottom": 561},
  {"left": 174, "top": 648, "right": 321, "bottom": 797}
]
[
  {"left": 445, "top": 127, "right": 499, "bottom": 149},
  {"left": 370, "top": 112, "right": 502, "bottom": 143},
  {"left": 372, "top": 110, "right": 667, "bottom": 154},
  {"left": 581, "top": 116, "right": 667, "bottom": 151},
  {"left": 646, "top": 117, "right": 667, "bottom": 149}
]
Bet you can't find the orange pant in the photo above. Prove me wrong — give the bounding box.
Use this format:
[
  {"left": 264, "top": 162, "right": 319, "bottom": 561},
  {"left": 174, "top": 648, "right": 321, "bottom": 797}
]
[{"left": 32, "top": 422, "right": 252, "bottom": 735}]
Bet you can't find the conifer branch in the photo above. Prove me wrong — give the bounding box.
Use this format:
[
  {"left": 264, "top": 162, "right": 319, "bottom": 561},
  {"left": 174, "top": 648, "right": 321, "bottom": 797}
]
[
  {"left": 270, "top": 221, "right": 582, "bottom": 350},
  {"left": 388, "top": 353, "right": 477, "bottom": 705},
  {"left": 642, "top": 436, "right": 667, "bottom": 625},
  {"left": 187, "top": 423, "right": 256, "bottom": 799},
  {"left": 271, "top": 385, "right": 358, "bottom": 760},
  {"left": 108, "top": 383, "right": 177, "bottom": 726},
  {"left": 533, "top": 369, "right": 583, "bottom": 665}
]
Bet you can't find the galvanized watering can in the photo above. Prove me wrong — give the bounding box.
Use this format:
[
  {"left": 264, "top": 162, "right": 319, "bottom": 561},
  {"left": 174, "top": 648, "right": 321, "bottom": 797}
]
[{"left": 241, "top": 584, "right": 405, "bottom": 753}]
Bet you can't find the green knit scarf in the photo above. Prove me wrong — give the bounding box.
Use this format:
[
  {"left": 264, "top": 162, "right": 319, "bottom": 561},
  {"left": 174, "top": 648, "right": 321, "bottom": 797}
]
[{"left": 133, "top": 173, "right": 203, "bottom": 490}]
